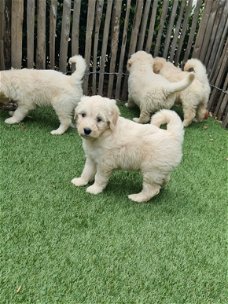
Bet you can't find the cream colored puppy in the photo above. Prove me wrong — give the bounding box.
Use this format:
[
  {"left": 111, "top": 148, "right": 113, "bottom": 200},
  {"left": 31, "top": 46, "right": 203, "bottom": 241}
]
[
  {"left": 126, "top": 51, "right": 194, "bottom": 124},
  {"left": 153, "top": 57, "right": 210, "bottom": 127},
  {"left": 0, "top": 55, "right": 86, "bottom": 134},
  {"left": 71, "top": 95, "right": 184, "bottom": 203}
]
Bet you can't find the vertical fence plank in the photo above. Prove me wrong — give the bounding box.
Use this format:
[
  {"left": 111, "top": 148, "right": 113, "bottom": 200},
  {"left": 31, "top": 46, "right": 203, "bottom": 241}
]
[
  {"left": 210, "top": 38, "right": 228, "bottom": 84},
  {"left": 115, "top": 0, "right": 131, "bottom": 100},
  {"left": 3, "top": 0, "right": 11, "bottom": 69},
  {"left": 174, "top": 0, "right": 193, "bottom": 65},
  {"left": 183, "top": 0, "right": 203, "bottom": 63},
  {"left": 49, "top": 0, "right": 58, "bottom": 69},
  {"left": 145, "top": 0, "right": 158, "bottom": 53},
  {"left": 137, "top": 0, "right": 151, "bottom": 51},
  {"left": 59, "top": 0, "right": 72, "bottom": 73},
  {"left": 11, "top": 0, "right": 24, "bottom": 68},
  {"left": 169, "top": 0, "right": 186, "bottom": 62},
  {"left": 163, "top": 0, "right": 179, "bottom": 58},
  {"left": 209, "top": 19, "right": 228, "bottom": 77},
  {"left": 128, "top": 0, "right": 144, "bottom": 55},
  {"left": 154, "top": 0, "right": 169, "bottom": 57},
  {"left": 0, "top": 0, "right": 5, "bottom": 70},
  {"left": 36, "top": 0, "right": 46, "bottom": 69},
  {"left": 92, "top": 0, "right": 104, "bottom": 95},
  {"left": 98, "top": 0, "right": 113, "bottom": 96},
  {"left": 215, "top": 74, "right": 228, "bottom": 119},
  {"left": 72, "top": 0, "right": 81, "bottom": 57},
  {"left": 192, "top": 0, "right": 213, "bottom": 59},
  {"left": 205, "top": 1, "right": 227, "bottom": 70},
  {"left": 199, "top": 0, "right": 220, "bottom": 62},
  {"left": 121, "top": 0, "right": 144, "bottom": 100},
  {"left": 208, "top": 39, "right": 228, "bottom": 110},
  {"left": 83, "top": 0, "right": 96, "bottom": 94},
  {"left": 107, "top": 0, "right": 122, "bottom": 98},
  {"left": 27, "top": 0, "right": 35, "bottom": 68}
]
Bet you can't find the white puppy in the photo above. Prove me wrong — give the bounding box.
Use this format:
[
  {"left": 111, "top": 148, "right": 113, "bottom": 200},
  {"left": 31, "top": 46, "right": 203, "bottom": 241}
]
[
  {"left": 126, "top": 51, "right": 194, "bottom": 124},
  {"left": 0, "top": 55, "right": 86, "bottom": 134},
  {"left": 71, "top": 95, "right": 184, "bottom": 203},
  {"left": 153, "top": 57, "right": 211, "bottom": 127}
]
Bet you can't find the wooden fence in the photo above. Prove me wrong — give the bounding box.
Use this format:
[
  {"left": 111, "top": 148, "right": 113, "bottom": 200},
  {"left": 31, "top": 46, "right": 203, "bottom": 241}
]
[{"left": 0, "top": 0, "right": 227, "bottom": 127}]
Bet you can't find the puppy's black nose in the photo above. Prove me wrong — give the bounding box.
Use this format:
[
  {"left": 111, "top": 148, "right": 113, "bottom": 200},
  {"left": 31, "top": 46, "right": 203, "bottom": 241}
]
[{"left": 83, "top": 128, "right": 91, "bottom": 135}]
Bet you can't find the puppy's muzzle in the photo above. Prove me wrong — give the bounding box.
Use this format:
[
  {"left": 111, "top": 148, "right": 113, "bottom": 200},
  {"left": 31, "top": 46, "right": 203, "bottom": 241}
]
[{"left": 83, "top": 128, "right": 92, "bottom": 136}]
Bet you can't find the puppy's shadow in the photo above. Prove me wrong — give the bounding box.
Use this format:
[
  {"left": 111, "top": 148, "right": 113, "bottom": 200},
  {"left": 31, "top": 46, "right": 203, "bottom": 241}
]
[
  {"left": 0, "top": 107, "right": 72, "bottom": 133},
  {"left": 106, "top": 171, "right": 166, "bottom": 206}
]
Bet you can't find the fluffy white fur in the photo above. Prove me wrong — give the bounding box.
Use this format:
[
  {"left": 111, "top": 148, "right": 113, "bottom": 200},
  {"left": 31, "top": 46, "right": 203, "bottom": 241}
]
[
  {"left": 71, "top": 95, "right": 184, "bottom": 203},
  {"left": 0, "top": 55, "right": 86, "bottom": 134},
  {"left": 126, "top": 51, "right": 195, "bottom": 124},
  {"left": 153, "top": 57, "right": 211, "bottom": 127}
]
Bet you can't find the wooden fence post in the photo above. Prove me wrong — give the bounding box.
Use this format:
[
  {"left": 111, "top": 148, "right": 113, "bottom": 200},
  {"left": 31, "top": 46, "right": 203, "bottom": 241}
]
[
  {"left": 0, "top": 0, "right": 5, "bottom": 70},
  {"left": 36, "top": 0, "right": 46, "bottom": 69},
  {"left": 11, "top": 0, "right": 24, "bottom": 68},
  {"left": 27, "top": 0, "right": 35, "bottom": 68}
]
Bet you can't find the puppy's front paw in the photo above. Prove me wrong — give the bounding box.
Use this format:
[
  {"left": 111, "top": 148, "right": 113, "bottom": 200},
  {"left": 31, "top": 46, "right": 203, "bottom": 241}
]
[
  {"left": 86, "top": 185, "right": 103, "bottom": 195},
  {"left": 5, "top": 117, "right": 18, "bottom": 124},
  {"left": 50, "top": 129, "right": 64, "bottom": 135},
  {"left": 133, "top": 117, "right": 139, "bottom": 123},
  {"left": 71, "top": 177, "right": 88, "bottom": 187},
  {"left": 128, "top": 193, "right": 148, "bottom": 203}
]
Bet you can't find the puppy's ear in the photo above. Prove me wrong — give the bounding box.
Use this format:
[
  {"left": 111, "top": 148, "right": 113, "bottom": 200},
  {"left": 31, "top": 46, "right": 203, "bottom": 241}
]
[
  {"left": 108, "top": 100, "right": 120, "bottom": 130},
  {"left": 153, "top": 60, "right": 163, "bottom": 74},
  {"left": 127, "top": 58, "right": 132, "bottom": 71}
]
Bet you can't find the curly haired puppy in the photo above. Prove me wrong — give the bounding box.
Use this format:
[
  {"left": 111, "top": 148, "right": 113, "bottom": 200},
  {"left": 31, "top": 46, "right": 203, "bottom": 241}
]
[
  {"left": 71, "top": 95, "right": 184, "bottom": 203},
  {"left": 0, "top": 55, "right": 86, "bottom": 134},
  {"left": 153, "top": 57, "right": 210, "bottom": 127},
  {"left": 126, "top": 51, "right": 194, "bottom": 124}
]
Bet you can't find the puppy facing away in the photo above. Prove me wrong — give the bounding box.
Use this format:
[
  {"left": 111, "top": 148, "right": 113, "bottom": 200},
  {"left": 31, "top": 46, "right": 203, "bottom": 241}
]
[
  {"left": 126, "top": 51, "right": 194, "bottom": 124},
  {"left": 153, "top": 57, "right": 211, "bottom": 127},
  {"left": 0, "top": 55, "right": 86, "bottom": 134},
  {"left": 71, "top": 95, "right": 184, "bottom": 203}
]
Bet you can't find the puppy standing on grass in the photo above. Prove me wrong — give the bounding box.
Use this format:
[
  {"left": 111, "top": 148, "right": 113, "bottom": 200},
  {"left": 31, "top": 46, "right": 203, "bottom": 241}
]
[
  {"left": 0, "top": 55, "right": 86, "bottom": 134},
  {"left": 153, "top": 57, "right": 210, "bottom": 127},
  {"left": 71, "top": 95, "right": 184, "bottom": 203},
  {"left": 126, "top": 51, "right": 195, "bottom": 124}
]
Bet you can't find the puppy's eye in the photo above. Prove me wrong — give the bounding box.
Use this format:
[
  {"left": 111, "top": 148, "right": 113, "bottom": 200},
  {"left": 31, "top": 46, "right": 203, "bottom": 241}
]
[
  {"left": 81, "top": 112, "right": 86, "bottom": 118},
  {"left": 96, "top": 116, "right": 103, "bottom": 123}
]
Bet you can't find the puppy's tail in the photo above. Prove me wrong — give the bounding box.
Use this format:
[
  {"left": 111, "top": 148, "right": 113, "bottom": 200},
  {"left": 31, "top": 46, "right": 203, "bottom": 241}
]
[
  {"left": 165, "top": 72, "right": 195, "bottom": 96},
  {"left": 151, "top": 109, "right": 184, "bottom": 141},
  {"left": 184, "top": 58, "right": 209, "bottom": 83},
  {"left": 69, "top": 55, "right": 87, "bottom": 82}
]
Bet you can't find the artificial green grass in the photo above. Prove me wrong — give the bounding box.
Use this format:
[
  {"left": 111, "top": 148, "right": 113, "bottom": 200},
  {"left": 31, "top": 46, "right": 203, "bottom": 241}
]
[{"left": 0, "top": 105, "right": 227, "bottom": 304}]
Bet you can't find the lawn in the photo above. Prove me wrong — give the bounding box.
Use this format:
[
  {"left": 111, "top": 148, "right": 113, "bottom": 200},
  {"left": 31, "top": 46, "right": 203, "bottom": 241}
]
[{"left": 0, "top": 104, "right": 227, "bottom": 304}]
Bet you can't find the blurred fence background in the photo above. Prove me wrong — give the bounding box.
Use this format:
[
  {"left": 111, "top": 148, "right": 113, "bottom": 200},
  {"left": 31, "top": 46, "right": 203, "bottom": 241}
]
[{"left": 0, "top": 0, "right": 227, "bottom": 126}]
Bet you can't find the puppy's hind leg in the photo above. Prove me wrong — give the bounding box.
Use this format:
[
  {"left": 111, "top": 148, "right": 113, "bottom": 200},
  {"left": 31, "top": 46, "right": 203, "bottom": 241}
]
[
  {"left": 182, "top": 106, "right": 196, "bottom": 127},
  {"left": 133, "top": 110, "right": 151, "bottom": 124},
  {"left": 51, "top": 104, "right": 72, "bottom": 135},
  {"left": 128, "top": 173, "right": 161, "bottom": 203},
  {"left": 5, "top": 105, "right": 30, "bottom": 124},
  {"left": 125, "top": 97, "right": 136, "bottom": 108},
  {"left": 196, "top": 102, "right": 208, "bottom": 122}
]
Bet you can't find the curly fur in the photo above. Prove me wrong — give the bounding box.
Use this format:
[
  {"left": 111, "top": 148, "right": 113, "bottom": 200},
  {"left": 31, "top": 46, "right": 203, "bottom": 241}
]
[
  {"left": 71, "top": 95, "right": 184, "bottom": 203},
  {"left": 126, "top": 51, "right": 194, "bottom": 124},
  {"left": 153, "top": 57, "right": 211, "bottom": 127},
  {"left": 0, "top": 55, "right": 86, "bottom": 134}
]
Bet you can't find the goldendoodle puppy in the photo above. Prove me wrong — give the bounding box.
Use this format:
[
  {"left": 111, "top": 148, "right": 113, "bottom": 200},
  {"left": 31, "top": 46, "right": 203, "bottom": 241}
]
[
  {"left": 153, "top": 57, "right": 211, "bottom": 127},
  {"left": 71, "top": 95, "right": 184, "bottom": 203},
  {"left": 126, "top": 51, "right": 194, "bottom": 124},
  {"left": 0, "top": 55, "right": 86, "bottom": 134}
]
